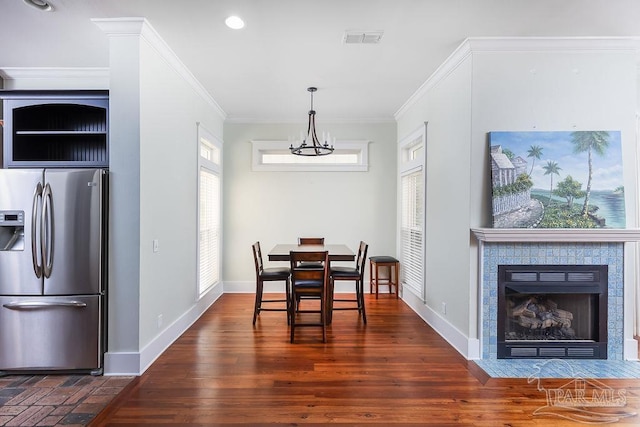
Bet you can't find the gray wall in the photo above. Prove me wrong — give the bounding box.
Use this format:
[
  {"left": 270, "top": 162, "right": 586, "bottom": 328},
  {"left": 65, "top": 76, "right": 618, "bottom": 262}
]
[{"left": 223, "top": 122, "right": 397, "bottom": 290}]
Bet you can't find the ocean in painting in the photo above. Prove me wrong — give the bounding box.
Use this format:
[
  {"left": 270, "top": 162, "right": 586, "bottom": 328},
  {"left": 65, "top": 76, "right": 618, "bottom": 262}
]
[{"left": 531, "top": 188, "right": 626, "bottom": 228}]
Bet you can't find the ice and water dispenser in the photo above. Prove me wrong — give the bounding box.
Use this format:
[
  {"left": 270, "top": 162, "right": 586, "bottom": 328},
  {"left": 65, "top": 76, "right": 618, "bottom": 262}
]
[{"left": 0, "top": 211, "right": 25, "bottom": 251}]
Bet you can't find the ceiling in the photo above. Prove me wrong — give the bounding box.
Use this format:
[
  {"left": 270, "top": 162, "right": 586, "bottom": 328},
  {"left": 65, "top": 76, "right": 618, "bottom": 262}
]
[{"left": 2, "top": 0, "right": 640, "bottom": 122}]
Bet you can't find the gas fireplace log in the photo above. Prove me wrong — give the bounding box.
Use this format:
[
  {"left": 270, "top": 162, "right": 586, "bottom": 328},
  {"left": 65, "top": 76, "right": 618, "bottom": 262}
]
[
  {"left": 517, "top": 316, "right": 543, "bottom": 329},
  {"left": 516, "top": 315, "right": 571, "bottom": 330},
  {"left": 551, "top": 315, "right": 571, "bottom": 329},
  {"left": 511, "top": 298, "right": 536, "bottom": 318},
  {"left": 553, "top": 308, "right": 573, "bottom": 320},
  {"left": 510, "top": 299, "right": 574, "bottom": 330},
  {"left": 539, "top": 311, "right": 553, "bottom": 321}
]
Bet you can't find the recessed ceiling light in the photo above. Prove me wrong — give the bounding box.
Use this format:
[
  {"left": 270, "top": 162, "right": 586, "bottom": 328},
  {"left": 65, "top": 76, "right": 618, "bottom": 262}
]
[
  {"left": 23, "top": 0, "right": 53, "bottom": 11},
  {"left": 225, "top": 15, "right": 245, "bottom": 30}
]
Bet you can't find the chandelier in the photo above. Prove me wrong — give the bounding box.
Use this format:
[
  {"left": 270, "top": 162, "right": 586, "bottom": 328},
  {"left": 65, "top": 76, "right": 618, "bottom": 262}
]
[{"left": 289, "top": 87, "right": 334, "bottom": 156}]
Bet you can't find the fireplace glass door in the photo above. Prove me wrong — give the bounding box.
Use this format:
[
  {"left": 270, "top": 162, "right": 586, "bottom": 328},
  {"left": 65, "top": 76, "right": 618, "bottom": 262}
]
[{"left": 498, "top": 265, "right": 607, "bottom": 359}]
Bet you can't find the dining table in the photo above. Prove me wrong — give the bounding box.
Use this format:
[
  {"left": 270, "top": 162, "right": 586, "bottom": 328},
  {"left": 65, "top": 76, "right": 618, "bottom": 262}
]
[
  {"left": 267, "top": 243, "right": 355, "bottom": 262},
  {"left": 268, "top": 243, "right": 355, "bottom": 325}
]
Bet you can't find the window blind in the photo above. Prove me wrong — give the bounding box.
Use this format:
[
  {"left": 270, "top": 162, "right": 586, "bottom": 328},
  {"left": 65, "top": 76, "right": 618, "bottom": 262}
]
[
  {"left": 199, "top": 168, "right": 220, "bottom": 295},
  {"left": 401, "top": 168, "right": 424, "bottom": 299}
]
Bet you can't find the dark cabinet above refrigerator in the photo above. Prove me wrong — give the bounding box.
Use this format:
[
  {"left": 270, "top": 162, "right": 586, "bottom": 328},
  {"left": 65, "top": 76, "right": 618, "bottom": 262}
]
[{"left": 1, "top": 90, "right": 109, "bottom": 168}]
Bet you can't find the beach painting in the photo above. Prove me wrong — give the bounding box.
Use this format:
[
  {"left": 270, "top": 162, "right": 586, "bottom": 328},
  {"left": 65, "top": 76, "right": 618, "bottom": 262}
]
[{"left": 489, "top": 131, "right": 625, "bottom": 229}]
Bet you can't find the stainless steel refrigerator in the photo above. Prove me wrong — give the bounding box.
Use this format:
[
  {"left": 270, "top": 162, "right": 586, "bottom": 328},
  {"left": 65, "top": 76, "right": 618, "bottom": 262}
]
[{"left": 0, "top": 168, "right": 107, "bottom": 375}]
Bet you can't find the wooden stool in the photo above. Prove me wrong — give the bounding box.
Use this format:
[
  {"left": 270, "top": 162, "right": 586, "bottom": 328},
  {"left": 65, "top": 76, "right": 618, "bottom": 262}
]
[{"left": 369, "top": 256, "right": 399, "bottom": 298}]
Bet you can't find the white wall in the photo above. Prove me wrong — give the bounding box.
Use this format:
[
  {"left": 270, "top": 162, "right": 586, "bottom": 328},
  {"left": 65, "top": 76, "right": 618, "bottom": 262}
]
[
  {"left": 95, "top": 18, "right": 225, "bottom": 375},
  {"left": 469, "top": 41, "right": 639, "bottom": 228},
  {"left": 223, "top": 122, "right": 397, "bottom": 291},
  {"left": 137, "top": 31, "right": 222, "bottom": 352},
  {"left": 395, "top": 47, "right": 475, "bottom": 355},
  {"left": 104, "top": 29, "right": 142, "bottom": 364},
  {"left": 395, "top": 37, "right": 640, "bottom": 359}
]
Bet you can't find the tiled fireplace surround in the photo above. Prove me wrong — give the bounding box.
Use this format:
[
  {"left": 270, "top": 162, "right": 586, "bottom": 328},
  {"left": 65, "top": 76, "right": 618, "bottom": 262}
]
[{"left": 472, "top": 228, "right": 640, "bottom": 378}]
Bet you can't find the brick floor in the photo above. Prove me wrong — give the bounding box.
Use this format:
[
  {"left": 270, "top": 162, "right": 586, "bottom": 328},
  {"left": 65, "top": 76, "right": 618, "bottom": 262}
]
[
  {"left": 0, "top": 375, "right": 134, "bottom": 427},
  {"left": 36, "top": 415, "right": 64, "bottom": 426}
]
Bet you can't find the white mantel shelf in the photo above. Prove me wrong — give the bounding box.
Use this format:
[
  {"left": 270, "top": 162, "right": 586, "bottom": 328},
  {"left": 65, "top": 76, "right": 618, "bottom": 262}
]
[{"left": 471, "top": 228, "right": 640, "bottom": 243}]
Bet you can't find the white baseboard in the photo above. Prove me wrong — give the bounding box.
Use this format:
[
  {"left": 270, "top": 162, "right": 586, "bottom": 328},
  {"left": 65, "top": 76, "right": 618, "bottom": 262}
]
[
  {"left": 625, "top": 338, "right": 639, "bottom": 361},
  {"left": 402, "top": 290, "right": 475, "bottom": 359},
  {"left": 103, "top": 352, "right": 139, "bottom": 376},
  {"left": 467, "top": 338, "right": 481, "bottom": 360},
  {"left": 103, "top": 283, "right": 223, "bottom": 376}
]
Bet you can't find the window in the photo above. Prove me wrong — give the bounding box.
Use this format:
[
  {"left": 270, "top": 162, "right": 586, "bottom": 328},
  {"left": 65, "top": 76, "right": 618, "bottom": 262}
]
[
  {"left": 251, "top": 140, "right": 370, "bottom": 172},
  {"left": 398, "top": 124, "right": 426, "bottom": 300},
  {"left": 197, "top": 124, "right": 222, "bottom": 297}
]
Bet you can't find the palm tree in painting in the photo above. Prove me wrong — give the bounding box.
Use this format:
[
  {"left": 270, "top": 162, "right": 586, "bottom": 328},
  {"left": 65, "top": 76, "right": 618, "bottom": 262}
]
[
  {"left": 571, "top": 131, "right": 610, "bottom": 216},
  {"left": 542, "top": 160, "right": 561, "bottom": 204},
  {"left": 526, "top": 145, "right": 543, "bottom": 175}
]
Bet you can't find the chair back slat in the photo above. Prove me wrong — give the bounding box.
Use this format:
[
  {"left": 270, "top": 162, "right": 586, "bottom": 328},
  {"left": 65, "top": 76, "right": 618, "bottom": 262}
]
[
  {"left": 252, "top": 242, "right": 264, "bottom": 275},
  {"left": 355, "top": 241, "right": 368, "bottom": 273},
  {"left": 298, "top": 237, "right": 325, "bottom": 245}
]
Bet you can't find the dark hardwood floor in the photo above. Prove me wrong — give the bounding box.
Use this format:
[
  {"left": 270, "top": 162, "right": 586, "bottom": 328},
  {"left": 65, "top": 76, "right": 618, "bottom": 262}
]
[{"left": 91, "top": 293, "right": 640, "bottom": 426}]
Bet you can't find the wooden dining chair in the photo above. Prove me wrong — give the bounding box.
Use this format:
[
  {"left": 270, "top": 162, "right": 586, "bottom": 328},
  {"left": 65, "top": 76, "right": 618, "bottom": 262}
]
[
  {"left": 329, "top": 241, "right": 368, "bottom": 324},
  {"left": 252, "top": 242, "right": 291, "bottom": 325},
  {"left": 289, "top": 250, "right": 330, "bottom": 343},
  {"left": 296, "top": 237, "right": 326, "bottom": 269}
]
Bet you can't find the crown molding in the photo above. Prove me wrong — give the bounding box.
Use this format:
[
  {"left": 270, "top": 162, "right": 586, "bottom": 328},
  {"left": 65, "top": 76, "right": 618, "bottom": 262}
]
[
  {"left": 395, "top": 36, "right": 640, "bottom": 120},
  {"left": 465, "top": 36, "right": 640, "bottom": 53},
  {"left": 92, "top": 17, "right": 226, "bottom": 120},
  {"left": 224, "top": 116, "right": 396, "bottom": 124},
  {"left": 394, "top": 38, "right": 472, "bottom": 120},
  {"left": 0, "top": 67, "right": 109, "bottom": 88}
]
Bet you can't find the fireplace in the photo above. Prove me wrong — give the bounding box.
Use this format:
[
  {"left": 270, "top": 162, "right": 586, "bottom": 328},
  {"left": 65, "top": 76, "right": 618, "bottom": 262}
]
[
  {"left": 497, "top": 264, "right": 608, "bottom": 359},
  {"left": 470, "top": 230, "right": 639, "bottom": 367}
]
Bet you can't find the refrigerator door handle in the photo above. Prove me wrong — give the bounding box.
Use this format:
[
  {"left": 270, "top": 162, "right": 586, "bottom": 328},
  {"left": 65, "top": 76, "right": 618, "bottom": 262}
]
[
  {"left": 3, "top": 301, "right": 88, "bottom": 309},
  {"left": 31, "top": 182, "right": 43, "bottom": 279},
  {"left": 42, "top": 183, "right": 54, "bottom": 279}
]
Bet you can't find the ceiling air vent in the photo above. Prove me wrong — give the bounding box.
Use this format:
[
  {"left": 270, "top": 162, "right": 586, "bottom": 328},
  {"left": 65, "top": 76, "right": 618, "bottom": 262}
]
[{"left": 343, "top": 30, "right": 384, "bottom": 44}]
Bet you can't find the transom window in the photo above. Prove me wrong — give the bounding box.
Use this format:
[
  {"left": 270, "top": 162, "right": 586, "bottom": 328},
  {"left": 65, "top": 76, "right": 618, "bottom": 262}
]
[{"left": 251, "top": 140, "right": 370, "bottom": 172}]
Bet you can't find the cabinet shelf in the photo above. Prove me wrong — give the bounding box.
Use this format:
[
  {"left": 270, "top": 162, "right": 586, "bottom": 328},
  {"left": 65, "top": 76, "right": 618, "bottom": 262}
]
[{"left": 15, "top": 130, "right": 108, "bottom": 135}]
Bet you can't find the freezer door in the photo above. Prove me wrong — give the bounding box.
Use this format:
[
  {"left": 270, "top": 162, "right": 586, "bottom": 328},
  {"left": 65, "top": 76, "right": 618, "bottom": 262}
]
[
  {"left": 0, "top": 169, "right": 44, "bottom": 295},
  {"left": 0, "top": 295, "right": 102, "bottom": 371},
  {"left": 43, "top": 169, "right": 106, "bottom": 295}
]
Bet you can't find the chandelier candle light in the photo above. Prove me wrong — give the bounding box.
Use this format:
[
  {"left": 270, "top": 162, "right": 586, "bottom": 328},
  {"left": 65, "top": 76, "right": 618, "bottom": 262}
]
[{"left": 290, "top": 87, "right": 335, "bottom": 156}]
